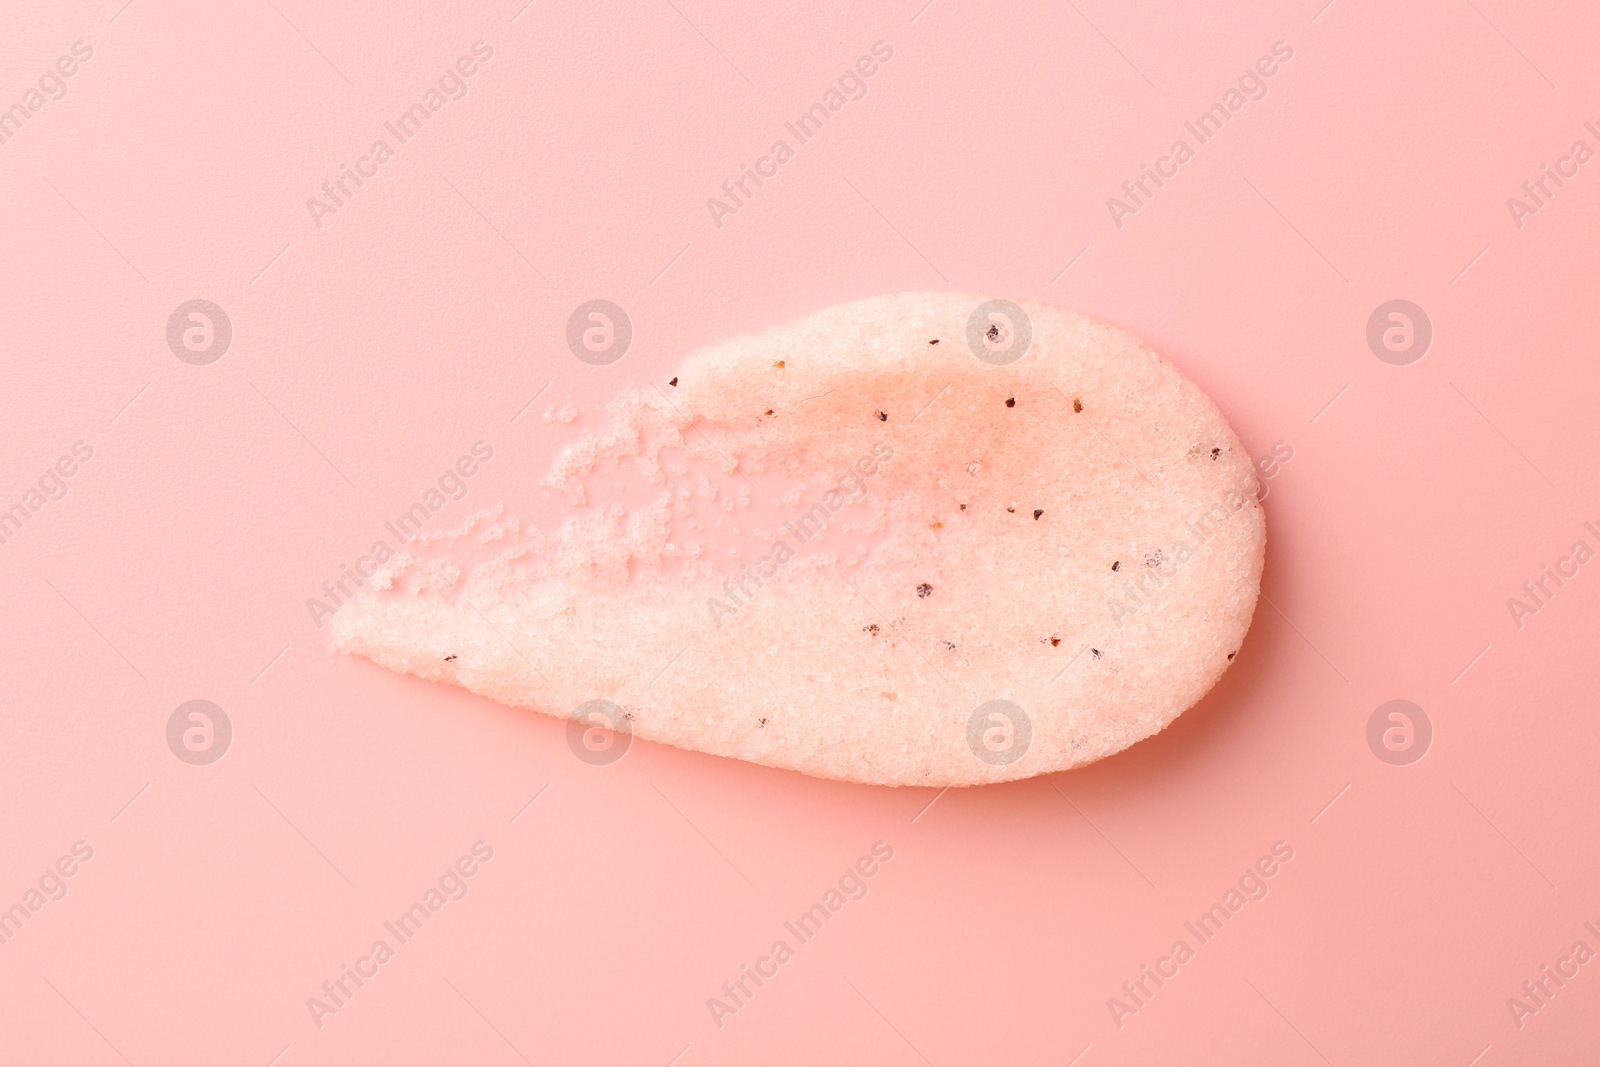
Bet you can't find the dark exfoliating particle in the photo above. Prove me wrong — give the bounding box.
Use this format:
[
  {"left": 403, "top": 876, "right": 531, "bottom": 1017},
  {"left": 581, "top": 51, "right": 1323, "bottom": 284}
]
[
  {"left": 864, "top": 623, "right": 880, "bottom": 636},
  {"left": 940, "top": 640, "right": 956, "bottom": 650},
  {"left": 876, "top": 410, "right": 888, "bottom": 422},
  {"left": 1050, "top": 637, "right": 1061, "bottom": 646},
  {"left": 928, "top": 339, "right": 940, "bottom": 345},
  {"left": 758, "top": 717, "right": 768, "bottom": 727},
  {"left": 1092, "top": 648, "right": 1103, "bottom": 658},
  {"left": 1111, "top": 561, "right": 1121, "bottom": 571},
  {"left": 1006, "top": 397, "right": 1016, "bottom": 408},
  {"left": 1073, "top": 397, "right": 1083, "bottom": 413},
  {"left": 1211, "top": 447, "right": 1221, "bottom": 459},
  {"left": 774, "top": 360, "right": 786, "bottom": 368},
  {"left": 1033, "top": 509, "right": 1043, "bottom": 520},
  {"left": 669, "top": 377, "right": 678, "bottom": 386},
  {"left": 444, "top": 655, "right": 457, "bottom": 662},
  {"left": 1006, "top": 506, "right": 1016, "bottom": 513},
  {"left": 765, "top": 409, "right": 774, "bottom": 416},
  {"left": 916, "top": 583, "right": 933, "bottom": 598},
  {"left": 960, "top": 503, "right": 968, "bottom": 511}
]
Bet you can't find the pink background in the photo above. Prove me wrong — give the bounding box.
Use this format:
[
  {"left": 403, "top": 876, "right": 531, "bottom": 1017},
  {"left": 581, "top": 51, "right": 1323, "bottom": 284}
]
[{"left": 4, "top": 0, "right": 1599, "bottom": 1063}]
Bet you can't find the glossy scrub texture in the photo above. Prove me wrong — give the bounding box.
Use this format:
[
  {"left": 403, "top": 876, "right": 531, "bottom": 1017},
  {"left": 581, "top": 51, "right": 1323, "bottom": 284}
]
[{"left": 333, "top": 294, "right": 1266, "bottom": 786}]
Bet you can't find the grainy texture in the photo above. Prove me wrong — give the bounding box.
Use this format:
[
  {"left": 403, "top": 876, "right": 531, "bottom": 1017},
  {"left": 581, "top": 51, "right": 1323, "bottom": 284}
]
[{"left": 332, "top": 293, "right": 1266, "bottom": 786}]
